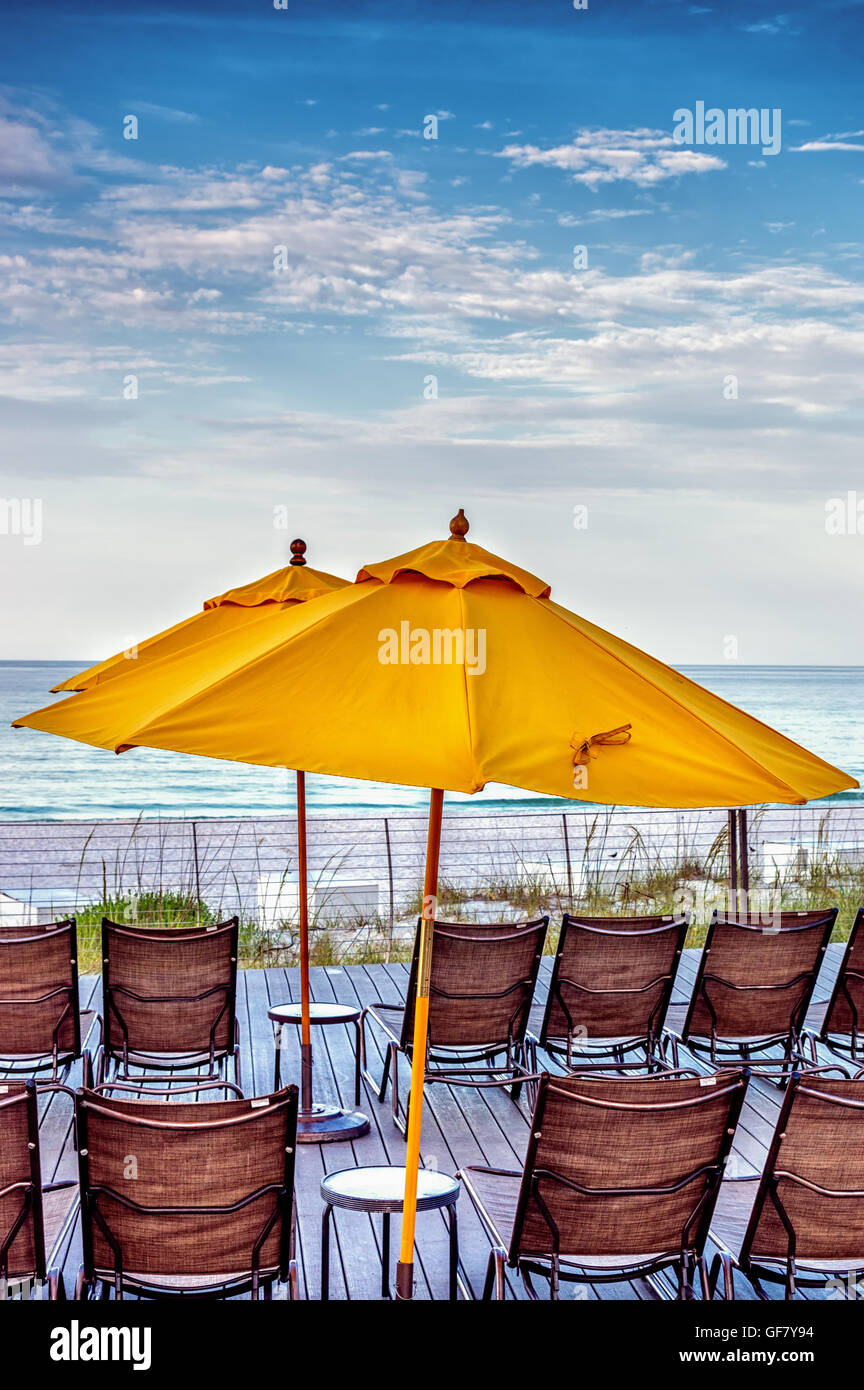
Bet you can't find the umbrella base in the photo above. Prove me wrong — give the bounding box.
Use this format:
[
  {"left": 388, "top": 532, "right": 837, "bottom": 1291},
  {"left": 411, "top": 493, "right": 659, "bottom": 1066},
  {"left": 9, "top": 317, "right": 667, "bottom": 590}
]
[{"left": 297, "top": 1103, "right": 370, "bottom": 1144}]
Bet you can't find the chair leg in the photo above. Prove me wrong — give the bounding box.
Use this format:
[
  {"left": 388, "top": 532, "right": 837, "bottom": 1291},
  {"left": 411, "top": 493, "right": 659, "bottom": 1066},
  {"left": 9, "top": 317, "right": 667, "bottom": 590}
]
[
  {"left": 400, "top": 1061, "right": 410, "bottom": 1135},
  {"left": 359, "top": 1010, "right": 393, "bottom": 1103},
  {"left": 73, "top": 1265, "right": 88, "bottom": 1300},
  {"left": 698, "top": 1256, "right": 711, "bottom": 1301},
  {"left": 483, "top": 1247, "right": 507, "bottom": 1300},
  {"left": 709, "top": 1251, "right": 736, "bottom": 1300},
  {"left": 677, "top": 1252, "right": 696, "bottom": 1300},
  {"left": 287, "top": 1259, "right": 299, "bottom": 1301},
  {"left": 509, "top": 1044, "right": 524, "bottom": 1103},
  {"left": 390, "top": 1043, "right": 407, "bottom": 1134},
  {"left": 81, "top": 1049, "right": 94, "bottom": 1090}
]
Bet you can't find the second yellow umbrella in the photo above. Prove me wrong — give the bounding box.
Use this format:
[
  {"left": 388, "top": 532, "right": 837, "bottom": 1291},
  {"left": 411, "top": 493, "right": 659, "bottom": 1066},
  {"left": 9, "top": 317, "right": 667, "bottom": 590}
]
[{"left": 39, "top": 540, "right": 368, "bottom": 1143}]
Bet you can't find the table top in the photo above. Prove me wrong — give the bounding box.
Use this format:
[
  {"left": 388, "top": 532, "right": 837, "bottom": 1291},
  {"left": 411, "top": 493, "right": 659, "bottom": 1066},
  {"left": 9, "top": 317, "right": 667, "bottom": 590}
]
[
  {"left": 268, "top": 1001, "right": 362, "bottom": 1025},
  {"left": 321, "top": 1165, "right": 461, "bottom": 1213}
]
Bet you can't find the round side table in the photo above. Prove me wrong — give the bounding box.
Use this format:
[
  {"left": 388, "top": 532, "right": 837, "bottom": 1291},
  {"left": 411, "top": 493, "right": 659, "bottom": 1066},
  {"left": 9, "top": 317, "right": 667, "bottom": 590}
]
[
  {"left": 320, "top": 1165, "right": 460, "bottom": 1300},
  {"left": 269, "top": 1001, "right": 370, "bottom": 1144}
]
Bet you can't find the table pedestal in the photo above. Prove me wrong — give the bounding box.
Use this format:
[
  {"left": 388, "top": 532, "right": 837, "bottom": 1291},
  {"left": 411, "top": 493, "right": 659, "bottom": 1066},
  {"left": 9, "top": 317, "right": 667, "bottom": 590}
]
[{"left": 269, "top": 1001, "right": 370, "bottom": 1144}]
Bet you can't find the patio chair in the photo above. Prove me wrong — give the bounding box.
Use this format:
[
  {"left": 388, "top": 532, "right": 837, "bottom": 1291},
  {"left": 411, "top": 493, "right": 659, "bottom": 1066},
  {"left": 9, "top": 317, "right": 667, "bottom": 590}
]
[
  {"left": 0, "top": 917, "right": 59, "bottom": 937},
  {"left": 74, "top": 1084, "right": 299, "bottom": 1300},
  {"left": 539, "top": 912, "right": 688, "bottom": 1071},
  {"left": 94, "top": 917, "right": 242, "bottom": 1093},
  {"left": 709, "top": 1069, "right": 864, "bottom": 1299},
  {"left": 802, "top": 907, "right": 864, "bottom": 1065},
  {"left": 0, "top": 918, "right": 100, "bottom": 1084},
  {"left": 459, "top": 1068, "right": 749, "bottom": 1300},
  {"left": 1, "top": 1080, "right": 78, "bottom": 1299},
  {"left": 359, "top": 916, "right": 549, "bottom": 1133},
  {"left": 665, "top": 908, "right": 836, "bottom": 1075}
]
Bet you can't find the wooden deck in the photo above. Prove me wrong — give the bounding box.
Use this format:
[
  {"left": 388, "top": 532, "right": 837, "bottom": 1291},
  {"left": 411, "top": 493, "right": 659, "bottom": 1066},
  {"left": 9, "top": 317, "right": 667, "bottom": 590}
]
[{"left": 34, "top": 945, "right": 846, "bottom": 1301}]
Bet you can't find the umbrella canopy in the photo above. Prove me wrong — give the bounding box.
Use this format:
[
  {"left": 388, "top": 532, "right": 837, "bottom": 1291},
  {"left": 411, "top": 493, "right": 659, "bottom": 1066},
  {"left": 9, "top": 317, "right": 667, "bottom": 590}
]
[
  {"left": 51, "top": 539, "right": 346, "bottom": 693},
  {"left": 18, "top": 518, "right": 856, "bottom": 808},
  {"left": 35, "top": 540, "right": 361, "bottom": 1143},
  {"left": 13, "top": 509, "right": 858, "bottom": 1299}
]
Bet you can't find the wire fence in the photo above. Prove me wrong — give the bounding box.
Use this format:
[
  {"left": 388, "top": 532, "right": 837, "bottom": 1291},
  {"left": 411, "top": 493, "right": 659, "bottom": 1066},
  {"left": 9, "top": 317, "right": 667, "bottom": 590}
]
[{"left": 1, "top": 804, "right": 862, "bottom": 968}]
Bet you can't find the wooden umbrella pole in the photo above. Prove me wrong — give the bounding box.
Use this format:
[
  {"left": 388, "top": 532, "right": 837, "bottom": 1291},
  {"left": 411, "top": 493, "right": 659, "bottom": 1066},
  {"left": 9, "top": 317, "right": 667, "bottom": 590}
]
[
  {"left": 395, "top": 786, "right": 444, "bottom": 1301},
  {"left": 296, "top": 769, "right": 313, "bottom": 1115}
]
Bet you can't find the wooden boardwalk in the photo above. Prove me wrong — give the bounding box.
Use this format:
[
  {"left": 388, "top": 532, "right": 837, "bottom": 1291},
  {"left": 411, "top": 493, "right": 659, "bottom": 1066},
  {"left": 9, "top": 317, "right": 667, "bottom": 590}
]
[{"left": 32, "top": 945, "right": 846, "bottom": 1301}]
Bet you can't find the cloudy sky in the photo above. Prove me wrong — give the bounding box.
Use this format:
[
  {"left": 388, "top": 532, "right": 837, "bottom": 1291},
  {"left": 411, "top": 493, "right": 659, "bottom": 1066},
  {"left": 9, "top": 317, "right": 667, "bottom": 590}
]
[{"left": 1, "top": 0, "right": 863, "bottom": 663}]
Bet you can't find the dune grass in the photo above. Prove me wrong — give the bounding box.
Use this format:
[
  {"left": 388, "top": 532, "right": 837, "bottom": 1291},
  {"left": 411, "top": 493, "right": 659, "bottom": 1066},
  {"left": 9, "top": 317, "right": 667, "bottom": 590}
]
[{"left": 37, "top": 805, "right": 858, "bottom": 971}]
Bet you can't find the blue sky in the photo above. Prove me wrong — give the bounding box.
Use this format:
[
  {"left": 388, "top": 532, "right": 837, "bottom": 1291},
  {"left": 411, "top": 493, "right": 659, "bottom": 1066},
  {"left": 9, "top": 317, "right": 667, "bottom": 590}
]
[{"left": 1, "top": 0, "right": 863, "bottom": 662}]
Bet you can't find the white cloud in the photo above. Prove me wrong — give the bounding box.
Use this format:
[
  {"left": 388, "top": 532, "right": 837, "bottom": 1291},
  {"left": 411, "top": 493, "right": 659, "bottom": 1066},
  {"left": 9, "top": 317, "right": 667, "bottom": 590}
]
[
  {"left": 794, "top": 140, "right": 864, "bottom": 153},
  {"left": 130, "top": 102, "right": 201, "bottom": 124},
  {"left": 558, "top": 207, "right": 653, "bottom": 225},
  {"left": 794, "top": 130, "right": 864, "bottom": 152},
  {"left": 497, "top": 128, "right": 726, "bottom": 187},
  {"left": 0, "top": 116, "right": 68, "bottom": 190}
]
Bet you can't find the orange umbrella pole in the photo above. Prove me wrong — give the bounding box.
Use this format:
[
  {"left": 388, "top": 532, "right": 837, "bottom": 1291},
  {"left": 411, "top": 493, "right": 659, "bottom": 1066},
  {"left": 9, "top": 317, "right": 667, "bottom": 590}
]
[
  {"left": 296, "top": 769, "right": 313, "bottom": 1114},
  {"left": 395, "top": 786, "right": 444, "bottom": 1301}
]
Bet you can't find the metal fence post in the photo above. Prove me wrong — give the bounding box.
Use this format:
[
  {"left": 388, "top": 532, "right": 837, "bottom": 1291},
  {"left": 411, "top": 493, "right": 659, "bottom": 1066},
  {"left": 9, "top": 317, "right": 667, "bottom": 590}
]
[
  {"left": 191, "top": 819, "right": 202, "bottom": 927},
  {"left": 562, "top": 813, "right": 573, "bottom": 908},
  {"left": 738, "top": 808, "right": 749, "bottom": 907},
  {"left": 383, "top": 816, "right": 395, "bottom": 958}
]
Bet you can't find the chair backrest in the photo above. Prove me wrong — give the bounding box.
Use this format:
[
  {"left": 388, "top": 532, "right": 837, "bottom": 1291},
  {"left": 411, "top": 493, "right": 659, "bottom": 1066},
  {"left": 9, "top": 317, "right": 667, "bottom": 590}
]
[
  {"left": 741, "top": 1073, "right": 864, "bottom": 1267},
  {"left": 540, "top": 913, "right": 688, "bottom": 1048},
  {"left": 102, "top": 917, "right": 238, "bottom": 1060},
  {"left": 76, "top": 1085, "right": 297, "bottom": 1284},
  {"left": 682, "top": 909, "right": 836, "bottom": 1042},
  {"left": 0, "top": 917, "right": 69, "bottom": 939},
  {"left": 508, "top": 1070, "right": 748, "bottom": 1264},
  {"left": 400, "top": 917, "right": 549, "bottom": 1050},
  {"left": 0, "top": 920, "right": 80, "bottom": 1063},
  {"left": 0, "top": 1081, "right": 46, "bottom": 1281},
  {"left": 819, "top": 908, "right": 864, "bottom": 1042}
]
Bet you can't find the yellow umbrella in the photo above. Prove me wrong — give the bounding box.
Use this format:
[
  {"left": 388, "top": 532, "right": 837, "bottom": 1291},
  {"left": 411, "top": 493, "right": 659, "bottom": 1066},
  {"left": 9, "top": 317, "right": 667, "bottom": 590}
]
[
  {"left": 40, "top": 540, "right": 367, "bottom": 1143},
  {"left": 52, "top": 538, "right": 345, "bottom": 692},
  {"left": 15, "top": 510, "right": 857, "bottom": 1298}
]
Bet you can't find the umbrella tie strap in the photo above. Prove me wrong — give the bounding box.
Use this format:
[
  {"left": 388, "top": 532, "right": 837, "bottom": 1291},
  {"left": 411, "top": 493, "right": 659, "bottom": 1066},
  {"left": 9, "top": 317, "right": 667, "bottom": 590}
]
[{"left": 571, "top": 724, "right": 632, "bottom": 766}]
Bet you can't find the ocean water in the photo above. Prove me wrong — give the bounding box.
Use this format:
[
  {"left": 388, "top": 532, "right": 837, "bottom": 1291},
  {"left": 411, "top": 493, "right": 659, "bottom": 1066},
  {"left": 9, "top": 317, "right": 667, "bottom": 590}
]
[{"left": 0, "top": 661, "right": 861, "bottom": 821}]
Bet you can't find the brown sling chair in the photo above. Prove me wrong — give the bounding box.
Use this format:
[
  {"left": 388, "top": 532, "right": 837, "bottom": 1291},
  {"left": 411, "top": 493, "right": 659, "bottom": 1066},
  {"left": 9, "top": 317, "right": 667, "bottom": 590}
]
[
  {"left": 0, "top": 918, "right": 99, "bottom": 1086},
  {"left": 709, "top": 1069, "right": 864, "bottom": 1299},
  {"left": 360, "top": 916, "right": 549, "bottom": 1133},
  {"left": 802, "top": 906, "right": 864, "bottom": 1065},
  {"left": 0, "top": 1080, "right": 78, "bottom": 1299},
  {"left": 95, "top": 917, "right": 241, "bottom": 1093},
  {"left": 74, "top": 1084, "right": 299, "bottom": 1300},
  {"left": 459, "top": 1068, "right": 749, "bottom": 1300},
  {"left": 539, "top": 912, "right": 688, "bottom": 1072},
  {"left": 666, "top": 908, "right": 836, "bottom": 1076}
]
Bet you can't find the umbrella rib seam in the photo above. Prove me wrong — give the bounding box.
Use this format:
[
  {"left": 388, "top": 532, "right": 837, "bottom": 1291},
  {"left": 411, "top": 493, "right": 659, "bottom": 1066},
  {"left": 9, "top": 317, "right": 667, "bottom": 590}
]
[{"left": 540, "top": 599, "right": 831, "bottom": 803}]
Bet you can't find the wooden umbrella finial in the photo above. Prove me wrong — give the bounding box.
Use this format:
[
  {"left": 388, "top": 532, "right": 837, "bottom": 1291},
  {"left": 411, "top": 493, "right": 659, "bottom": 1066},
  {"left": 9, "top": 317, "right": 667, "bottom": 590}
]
[
  {"left": 449, "top": 508, "right": 469, "bottom": 542},
  {"left": 289, "top": 538, "right": 307, "bottom": 567}
]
